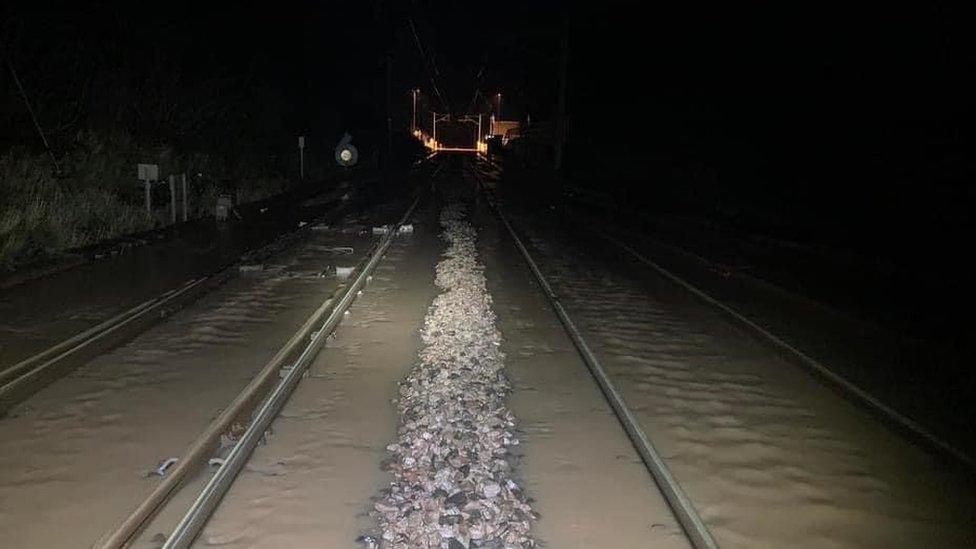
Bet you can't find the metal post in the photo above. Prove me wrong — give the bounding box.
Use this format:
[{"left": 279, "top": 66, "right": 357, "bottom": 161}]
[
  {"left": 386, "top": 52, "right": 393, "bottom": 165},
  {"left": 477, "top": 114, "right": 482, "bottom": 149},
  {"left": 432, "top": 112, "right": 437, "bottom": 146},
  {"left": 298, "top": 136, "right": 305, "bottom": 180},
  {"left": 412, "top": 89, "right": 418, "bottom": 133},
  {"left": 169, "top": 175, "right": 177, "bottom": 224},
  {"left": 144, "top": 181, "right": 152, "bottom": 219},
  {"left": 554, "top": 15, "right": 570, "bottom": 171},
  {"left": 182, "top": 174, "right": 188, "bottom": 222}
]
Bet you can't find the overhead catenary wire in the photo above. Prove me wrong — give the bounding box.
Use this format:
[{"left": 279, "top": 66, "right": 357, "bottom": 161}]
[
  {"left": 0, "top": 37, "right": 61, "bottom": 174},
  {"left": 407, "top": 17, "right": 450, "bottom": 113}
]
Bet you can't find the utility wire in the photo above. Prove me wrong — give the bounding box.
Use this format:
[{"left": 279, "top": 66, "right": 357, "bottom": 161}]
[
  {"left": 0, "top": 37, "right": 61, "bottom": 174},
  {"left": 407, "top": 17, "right": 449, "bottom": 113}
]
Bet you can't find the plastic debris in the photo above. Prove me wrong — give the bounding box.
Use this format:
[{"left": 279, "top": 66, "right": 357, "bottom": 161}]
[{"left": 151, "top": 457, "right": 179, "bottom": 477}]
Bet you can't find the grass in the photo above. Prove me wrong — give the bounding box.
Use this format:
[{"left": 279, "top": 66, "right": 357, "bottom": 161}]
[
  {"left": 0, "top": 150, "right": 152, "bottom": 270},
  {"left": 0, "top": 131, "right": 292, "bottom": 273}
]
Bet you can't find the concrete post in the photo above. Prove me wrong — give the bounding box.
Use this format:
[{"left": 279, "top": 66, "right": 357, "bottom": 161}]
[
  {"left": 182, "top": 173, "right": 188, "bottom": 222},
  {"left": 169, "top": 175, "right": 177, "bottom": 224}
]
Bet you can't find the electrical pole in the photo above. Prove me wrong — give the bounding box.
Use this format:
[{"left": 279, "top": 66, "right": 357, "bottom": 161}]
[
  {"left": 386, "top": 52, "right": 393, "bottom": 165},
  {"left": 554, "top": 15, "right": 570, "bottom": 171},
  {"left": 412, "top": 89, "right": 418, "bottom": 133}
]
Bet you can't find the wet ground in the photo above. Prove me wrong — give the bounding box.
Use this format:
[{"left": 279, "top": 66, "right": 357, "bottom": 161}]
[
  {"left": 0, "top": 157, "right": 973, "bottom": 548},
  {"left": 0, "top": 174, "right": 366, "bottom": 370},
  {"left": 484, "top": 162, "right": 976, "bottom": 547},
  {"left": 0, "top": 216, "right": 383, "bottom": 547}
]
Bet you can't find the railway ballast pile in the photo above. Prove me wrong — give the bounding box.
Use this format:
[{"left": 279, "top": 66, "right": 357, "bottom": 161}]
[{"left": 370, "top": 203, "right": 535, "bottom": 548}]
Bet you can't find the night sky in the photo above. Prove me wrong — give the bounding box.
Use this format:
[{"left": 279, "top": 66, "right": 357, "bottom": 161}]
[{"left": 3, "top": 1, "right": 973, "bottom": 243}]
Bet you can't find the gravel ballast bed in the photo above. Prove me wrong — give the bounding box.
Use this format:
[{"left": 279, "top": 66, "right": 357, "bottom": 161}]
[{"left": 368, "top": 203, "right": 536, "bottom": 548}]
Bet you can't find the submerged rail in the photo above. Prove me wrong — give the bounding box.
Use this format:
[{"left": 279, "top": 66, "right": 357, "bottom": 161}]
[
  {"left": 475, "top": 171, "right": 718, "bottom": 549},
  {"left": 596, "top": 230, "right": 976, "bottom": 470},
  {"left": 162, "top": 195, "right": 420, "bottom": 548},
  {"left": 94, "top": 190, "right": 422, "bottom": 548},
  {"left": 0, "top": 277, "right": 211, "bottom": 415}
]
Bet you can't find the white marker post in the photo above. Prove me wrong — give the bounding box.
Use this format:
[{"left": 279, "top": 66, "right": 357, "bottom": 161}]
[
  {"left": 298, "top": 135, "right": 306, "bottom": 180},
  {"left": 137, "top": 164, "right": 159, "bottom": 220},
  {"left": 168, "top": 175, "right": 177, "bottom": 224},
  {"left": 182, "top": 173, "right": 188, "bottom": 222}
]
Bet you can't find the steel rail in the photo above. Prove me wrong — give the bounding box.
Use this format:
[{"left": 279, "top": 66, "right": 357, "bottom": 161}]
[
  {"left": 0, "top": 278, "right": 207, "bottom": 413},
  {"left": 597, "top": 230, "right": 976, "bottom": 470},
  {"left": 160, "top": 193, "right": 422, "bottom": 549},
  {"left": 95, "top": 158, "right": 438, "bottom": 549},
  {"left": 476, "top": 178, "right": 718, "bottom": 549}
]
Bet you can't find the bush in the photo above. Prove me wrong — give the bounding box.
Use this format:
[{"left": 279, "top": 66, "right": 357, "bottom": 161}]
[{"left": 0, "top": 148, "right": 151, "bottom": 270}]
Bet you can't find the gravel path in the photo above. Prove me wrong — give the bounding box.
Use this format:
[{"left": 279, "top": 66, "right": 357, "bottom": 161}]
[{"left": 370, "top": 203, "right": 535, "bottom": 548}]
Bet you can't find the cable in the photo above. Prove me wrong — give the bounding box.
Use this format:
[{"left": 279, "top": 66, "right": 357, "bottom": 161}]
[
  {"left": 407, "top": 17, "right": 450, "bottom": 113},
  {"left": 0, "top": 37, "right": 61, "bottom": 174}
]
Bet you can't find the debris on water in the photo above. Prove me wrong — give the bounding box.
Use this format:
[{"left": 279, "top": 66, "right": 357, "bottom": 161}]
[
  {"left": 337, "top": 266, "right": 355, "bottom": 280},
  {"left": 150, "top": 457, "right": 179, "bottom": 477},
  {"left": 356, "top": 534, "right": 380, "bottom": 549},
  {"left": 368, "top": 203, "right": 536, "bottom": 548}
]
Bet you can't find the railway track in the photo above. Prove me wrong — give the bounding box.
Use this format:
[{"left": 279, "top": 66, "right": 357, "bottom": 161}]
[
  {"left": 559, "top": 186, "right": 974, "bottom": 469},
  {"left": 471, "top": 157, "right": 975, "bottom": 548},
  {"left": 593, "top": 230, "right": 975, "bottom": 470},
  {"left": 91, "top": 188, "right": 424, "bottom": 548},
  {"left": 4, "top": 156, "right": 970, "bottom": 547},
  {"left": 0, "top": 181, "right": 371, "bottom": 417},
  {"left": 0, "top": 275, "right": 220, "bottom": 416},
  {"left": 472, "top": 165, "right": 716, "bottom": 549}
]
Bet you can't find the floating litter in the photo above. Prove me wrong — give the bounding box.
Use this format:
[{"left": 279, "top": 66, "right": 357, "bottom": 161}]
[
  {"left": 311, "top": 224, "right": 331, "bottom": 231},
  {"left": 398, "top": 224, "right": 414, "bottom": 234},
  {"left": 372, "top": 226, "right": 390, "bottom": 235},
  {"left": 238, "top": 264, "right": 263, "bottom": 272},
  {"left": 151, "top": 457, "right": 179, "bottom": 476},
  {"left": 320, "top": 246, "right": 354, "bottom": 255},
  {"left": 336, "top": 266, "right": 354, "bottom": 280}
]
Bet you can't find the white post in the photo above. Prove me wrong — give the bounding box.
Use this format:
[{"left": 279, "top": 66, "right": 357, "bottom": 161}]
[
  {"left": 412, "top": 89, "right": 417, "bottom": 133},
  {"left": 182, "top": 173, "right": 188, "bottom": 222},
  {"left": 298, "top": 136, "right": 306, "bottom": 180},
  {"left": 144, "top": 181, "right": 152, "bottom": 219},
  {"left": 169, "top": 175, "right": 177, "bottom": 224}
]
